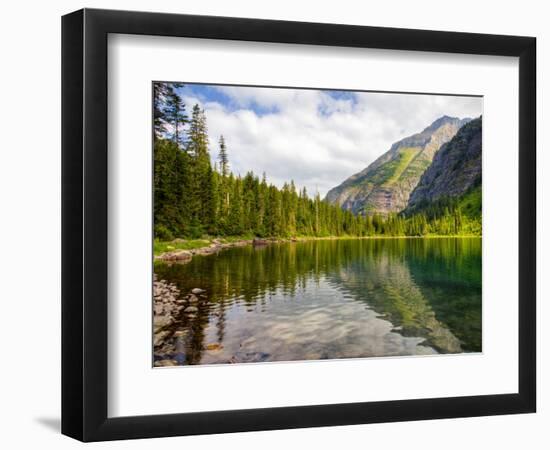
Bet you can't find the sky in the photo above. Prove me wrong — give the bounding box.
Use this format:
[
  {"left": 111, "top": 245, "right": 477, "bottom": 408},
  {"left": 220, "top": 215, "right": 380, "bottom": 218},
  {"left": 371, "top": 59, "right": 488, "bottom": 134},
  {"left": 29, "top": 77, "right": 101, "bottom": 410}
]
[{"left": 174, "top": 83, "right": 483, "bottom": 198}]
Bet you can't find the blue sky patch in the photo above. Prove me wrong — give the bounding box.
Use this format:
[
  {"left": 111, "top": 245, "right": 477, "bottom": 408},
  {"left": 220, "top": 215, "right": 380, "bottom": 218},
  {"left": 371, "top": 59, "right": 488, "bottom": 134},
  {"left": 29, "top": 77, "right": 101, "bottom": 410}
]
[{"left": 177, "top": 84, "right": 279, "bottom": 116}]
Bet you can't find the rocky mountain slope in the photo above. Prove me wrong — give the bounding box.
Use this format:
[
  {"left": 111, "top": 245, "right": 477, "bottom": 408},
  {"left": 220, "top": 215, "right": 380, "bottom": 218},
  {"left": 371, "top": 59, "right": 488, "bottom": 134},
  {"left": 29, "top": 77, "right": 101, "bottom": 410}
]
[
  {"left": 406, "top": 116, "right": 482, "bottom": 215},
  {"left": 325, "top": 116, "right": 470, "bottom": 216}
]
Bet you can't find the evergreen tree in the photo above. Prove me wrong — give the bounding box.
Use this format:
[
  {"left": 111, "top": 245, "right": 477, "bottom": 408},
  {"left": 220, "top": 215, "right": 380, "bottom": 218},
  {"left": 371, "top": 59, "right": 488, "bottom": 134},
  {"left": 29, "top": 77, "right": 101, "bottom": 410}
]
[
  {"left": 164, "top": 83, "right": 187, "bottom": 146},
  {"left": 228, "top": 175, "right": 244, "bottom": 235},
  {"left": 154, "top": 139, "right": 190, "bottom": 239},
  {"left": 185, "top": 104, "right": 212, "bottom": 236},
  {"left": 153, "top": 82, "right": 172, "bottom": 138},
  {"left": 218, "top": 135, "right": 229, "bottom": 177},
  {"left": 153, "top": 82, "right": 185, "bottom": 140}
]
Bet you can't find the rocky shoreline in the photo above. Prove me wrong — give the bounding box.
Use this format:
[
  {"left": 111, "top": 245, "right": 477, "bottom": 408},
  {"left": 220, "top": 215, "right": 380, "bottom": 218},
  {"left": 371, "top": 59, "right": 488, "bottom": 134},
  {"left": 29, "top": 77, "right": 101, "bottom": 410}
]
[
  {"left": 155, "top": 237, "right": 295, "bottom": 263},
  {"left": 153, "top": 274, "right": 210, "bottom": 366},
  {"left": 154, "top": 235, "right": 481, "bottom": 264},
  {"left": 153, "top": 274, "right": 276, "bottom": 366}
]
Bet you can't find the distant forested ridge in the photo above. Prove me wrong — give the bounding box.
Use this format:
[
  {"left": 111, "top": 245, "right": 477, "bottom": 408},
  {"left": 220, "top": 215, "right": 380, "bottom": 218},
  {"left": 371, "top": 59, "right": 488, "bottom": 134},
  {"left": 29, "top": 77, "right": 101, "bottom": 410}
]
[{"left": 153, "top": 82, "right": 481, "bottom": 241}]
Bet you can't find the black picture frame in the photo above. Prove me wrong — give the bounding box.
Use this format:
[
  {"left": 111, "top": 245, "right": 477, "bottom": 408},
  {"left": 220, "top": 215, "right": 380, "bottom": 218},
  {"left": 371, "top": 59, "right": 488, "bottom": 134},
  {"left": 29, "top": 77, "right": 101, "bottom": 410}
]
[{"left": 62, "top": 8, "right": 536, "bottom": 442}]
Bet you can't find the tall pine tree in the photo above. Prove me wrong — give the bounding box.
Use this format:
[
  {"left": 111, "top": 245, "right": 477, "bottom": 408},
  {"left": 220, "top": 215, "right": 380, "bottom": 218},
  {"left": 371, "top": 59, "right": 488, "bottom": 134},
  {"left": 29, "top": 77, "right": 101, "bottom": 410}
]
[
  {"left": 218, "top": 135, "right": 229, "bottom": 177},
  {"left": 164, "top": 83, "right": 187, "bottom": 147},
  {"left": 186, "top": 104, "right": 214, "bottom": 237}
]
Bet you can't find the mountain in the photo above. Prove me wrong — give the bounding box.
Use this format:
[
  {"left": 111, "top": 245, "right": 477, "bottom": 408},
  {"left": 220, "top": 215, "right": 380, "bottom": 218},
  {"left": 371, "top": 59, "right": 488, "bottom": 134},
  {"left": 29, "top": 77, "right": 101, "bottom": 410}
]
[
  {"left": 325, "top": 116, "right": 470, "bottom": 216},
  {"left": 405, "top": 116, "right": 482, "bottom": 216}
]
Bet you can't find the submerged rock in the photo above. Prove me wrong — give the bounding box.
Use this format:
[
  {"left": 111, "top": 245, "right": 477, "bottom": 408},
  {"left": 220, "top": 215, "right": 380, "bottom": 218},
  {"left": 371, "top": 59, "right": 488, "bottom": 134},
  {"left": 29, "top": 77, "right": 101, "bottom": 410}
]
[
  {"left": 191, "top": 288, "right": 205, "bottom": 295},
  {"left": 153, "top": 330, "right": 170, "bottom": 347},
  {"left": 205, "top": 343, "right": 223, "bottom": 351},
  {"left": 153, "top": 277, "right": 185, "bottom": 348},
  {"left": 154, "top": 359, "right": 178, "bottom": 367},
  {"left": 153, "top": 315, "right": 174, "bottom": 331},
  {"left": 231, "top": 351, "right": 271, "bottom": 363}
]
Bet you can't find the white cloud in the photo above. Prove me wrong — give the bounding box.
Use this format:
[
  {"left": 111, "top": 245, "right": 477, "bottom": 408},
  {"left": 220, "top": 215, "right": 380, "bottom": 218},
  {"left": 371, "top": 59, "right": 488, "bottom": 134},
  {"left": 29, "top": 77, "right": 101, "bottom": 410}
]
[{"left": 184, "top": 86, "right": 482, "bottom": 198}]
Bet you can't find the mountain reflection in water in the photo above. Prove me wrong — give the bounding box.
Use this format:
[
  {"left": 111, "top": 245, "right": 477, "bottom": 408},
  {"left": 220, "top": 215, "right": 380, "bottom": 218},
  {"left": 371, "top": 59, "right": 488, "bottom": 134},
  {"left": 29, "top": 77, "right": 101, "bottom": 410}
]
[{"left": 154, "top": 238, "right": 481, "bottom": 366}]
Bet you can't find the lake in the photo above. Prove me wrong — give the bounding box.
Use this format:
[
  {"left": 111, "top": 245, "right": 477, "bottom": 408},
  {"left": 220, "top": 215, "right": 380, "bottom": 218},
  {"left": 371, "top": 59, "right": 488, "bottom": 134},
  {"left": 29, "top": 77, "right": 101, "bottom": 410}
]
[{"left": 154, "top": 237, "right": 481, "bottom": 366}]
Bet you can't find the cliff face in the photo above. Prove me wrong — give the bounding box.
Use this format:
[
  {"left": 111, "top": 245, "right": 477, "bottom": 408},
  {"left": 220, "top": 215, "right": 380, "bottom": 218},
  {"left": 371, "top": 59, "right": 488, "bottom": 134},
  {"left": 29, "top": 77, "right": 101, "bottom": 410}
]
[
  {"left": 406, "top": 116, "right": 482, "bottom": 214},
  {"left": 325, "top": 116, "right": 470, "bottom": 216}
]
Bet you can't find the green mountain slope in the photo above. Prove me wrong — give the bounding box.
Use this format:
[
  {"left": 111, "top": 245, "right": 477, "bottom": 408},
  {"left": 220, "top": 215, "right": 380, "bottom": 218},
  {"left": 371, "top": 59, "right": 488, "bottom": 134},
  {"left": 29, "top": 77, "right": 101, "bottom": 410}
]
[
  {"left": 405, "top": 116, "right": 482, "bottom": 216},
  {"left": 325, "top": 116, "right": 470, "bottom": 216}
]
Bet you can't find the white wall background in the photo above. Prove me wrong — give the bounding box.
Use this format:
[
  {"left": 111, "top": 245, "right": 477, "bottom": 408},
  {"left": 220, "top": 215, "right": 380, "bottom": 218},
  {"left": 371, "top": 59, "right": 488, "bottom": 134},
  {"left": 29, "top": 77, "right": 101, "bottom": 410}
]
[{"left": 0, "top": 0, "right": 546, "bottom": 448}]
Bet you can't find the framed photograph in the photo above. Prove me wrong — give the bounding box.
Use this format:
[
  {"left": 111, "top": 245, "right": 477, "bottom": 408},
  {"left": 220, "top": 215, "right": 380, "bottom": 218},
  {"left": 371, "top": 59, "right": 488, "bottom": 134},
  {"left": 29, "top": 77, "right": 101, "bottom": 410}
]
[{"left": 62, "top": 8, "right": 536, "bottom": 441}]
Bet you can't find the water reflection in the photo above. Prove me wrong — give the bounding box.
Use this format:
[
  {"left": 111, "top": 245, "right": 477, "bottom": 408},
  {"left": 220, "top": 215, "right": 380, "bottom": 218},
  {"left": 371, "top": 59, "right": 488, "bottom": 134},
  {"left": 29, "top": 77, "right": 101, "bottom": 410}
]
[{"left": 154, "top": 238, "right": 481, "bottom": 365}]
